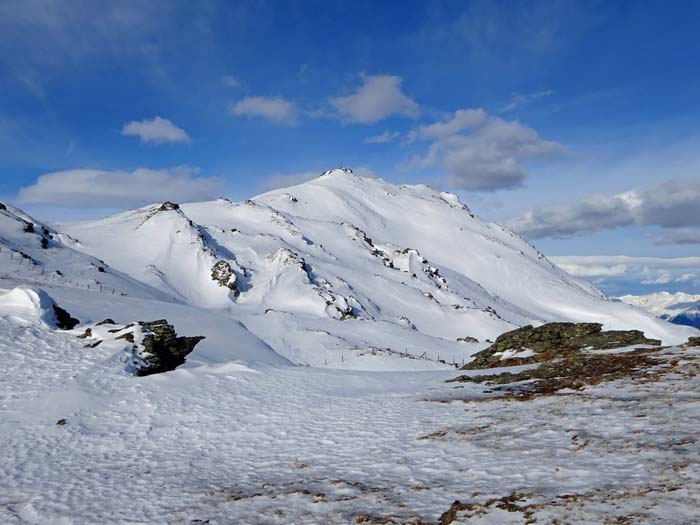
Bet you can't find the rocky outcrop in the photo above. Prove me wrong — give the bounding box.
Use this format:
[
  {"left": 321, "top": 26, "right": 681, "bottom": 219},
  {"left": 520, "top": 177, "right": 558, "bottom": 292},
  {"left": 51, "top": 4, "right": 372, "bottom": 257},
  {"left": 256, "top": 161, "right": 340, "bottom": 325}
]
[
  {"left": 686, "top": 336, "right": 700, "bottom": 347},
  {"left": 134, "top": 320, "right": 205, "bottom": 376},
  {"left": 463, "top": 322, "right": 661, "bottom": 370},
  {"left": 457, "top": 336, "right": 479, "bottom": 343},
  {"left": 53, "top": 304, "right": 79, "bottom": 330},
  {"left": 211, "top": 260, "right": 238, "bottom": 293},
  {"left": 157, "top": 201, "right": 180, "bottom": 212}
]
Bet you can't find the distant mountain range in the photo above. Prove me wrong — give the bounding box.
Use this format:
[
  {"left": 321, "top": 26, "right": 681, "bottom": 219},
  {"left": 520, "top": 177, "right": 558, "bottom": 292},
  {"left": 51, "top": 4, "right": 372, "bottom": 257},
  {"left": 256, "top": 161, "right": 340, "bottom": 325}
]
[{"left": 619, "top": 291, "right": 700, "bottom": 329}]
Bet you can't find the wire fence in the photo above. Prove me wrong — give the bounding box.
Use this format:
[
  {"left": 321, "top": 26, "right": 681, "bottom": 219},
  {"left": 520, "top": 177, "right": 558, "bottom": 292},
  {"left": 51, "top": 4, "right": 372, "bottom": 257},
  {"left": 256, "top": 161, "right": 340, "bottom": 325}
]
[
  {"left": 0, "top": 246, "right": 129, "bottom": 296},
  {"left": 310, "top": 346, "right": 464, "bottom": 369}
]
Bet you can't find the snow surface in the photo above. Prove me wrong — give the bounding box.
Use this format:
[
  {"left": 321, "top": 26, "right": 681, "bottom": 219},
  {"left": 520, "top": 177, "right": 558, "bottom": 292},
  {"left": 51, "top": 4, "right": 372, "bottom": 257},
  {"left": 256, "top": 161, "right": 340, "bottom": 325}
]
[{"left": 0, "top": 309, "right": 698, "bottom": 524}]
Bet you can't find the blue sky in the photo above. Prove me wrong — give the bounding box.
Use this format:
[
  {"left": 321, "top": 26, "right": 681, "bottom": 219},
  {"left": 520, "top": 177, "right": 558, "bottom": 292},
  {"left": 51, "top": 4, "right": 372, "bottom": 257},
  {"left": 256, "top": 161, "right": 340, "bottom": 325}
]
[{"left": 1, "top": 0, "right": 700, "bottom": 275}]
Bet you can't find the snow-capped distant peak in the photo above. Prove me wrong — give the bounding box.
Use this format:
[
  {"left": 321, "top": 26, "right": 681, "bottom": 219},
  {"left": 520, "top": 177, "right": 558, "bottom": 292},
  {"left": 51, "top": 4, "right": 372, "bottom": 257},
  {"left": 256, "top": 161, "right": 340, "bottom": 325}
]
[{"left": 619, "top": 291, "right": 700, "bottom": 329}]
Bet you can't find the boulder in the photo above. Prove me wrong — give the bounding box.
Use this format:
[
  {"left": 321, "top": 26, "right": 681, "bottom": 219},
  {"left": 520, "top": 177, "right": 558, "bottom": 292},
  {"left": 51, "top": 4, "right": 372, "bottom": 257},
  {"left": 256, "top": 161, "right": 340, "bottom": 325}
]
[
  {"left": 52, "top": 304, "right": 79, "bottom": 330},
  {"left": 134, "top": 319, "right": 205, "bottom": 376},
  {"left": 157, "top": 201, "right": 180, "bottom": 212},
  {"left": 211, "top": 260, "right": 238, "bottom": 293},
  {"left": 686, "top": 336, "right": 700, "bottom": 347},
  {"left": 463, "top": 322, "right": 661, "bottom": 369}
]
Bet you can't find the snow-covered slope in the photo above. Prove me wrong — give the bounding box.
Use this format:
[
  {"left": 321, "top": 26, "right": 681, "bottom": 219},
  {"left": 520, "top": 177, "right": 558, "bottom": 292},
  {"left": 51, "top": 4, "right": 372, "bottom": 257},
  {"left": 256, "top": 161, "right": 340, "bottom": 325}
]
[
  {"left": 0, "top": 201, "right": 170, "bottom": 301},
  {"left": 619, "top": 291, "right": 700, "bottom": 329},
  {"left": 55, "top": 168, "right": 694, "bottom": 366}
]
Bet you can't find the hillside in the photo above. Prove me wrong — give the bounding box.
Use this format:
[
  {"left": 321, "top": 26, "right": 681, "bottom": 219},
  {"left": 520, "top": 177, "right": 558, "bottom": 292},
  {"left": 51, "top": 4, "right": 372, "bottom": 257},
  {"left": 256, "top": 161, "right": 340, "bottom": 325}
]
[{"left": 55, "top": 168, "right": 693, "bottom": 369}]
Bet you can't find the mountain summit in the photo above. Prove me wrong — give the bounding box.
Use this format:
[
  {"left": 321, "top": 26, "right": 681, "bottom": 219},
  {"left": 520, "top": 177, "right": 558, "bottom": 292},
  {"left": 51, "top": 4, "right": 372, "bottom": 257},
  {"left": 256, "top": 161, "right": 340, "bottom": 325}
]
[{"left": 45, "top": 169, "right": 692, "bottom": 367}]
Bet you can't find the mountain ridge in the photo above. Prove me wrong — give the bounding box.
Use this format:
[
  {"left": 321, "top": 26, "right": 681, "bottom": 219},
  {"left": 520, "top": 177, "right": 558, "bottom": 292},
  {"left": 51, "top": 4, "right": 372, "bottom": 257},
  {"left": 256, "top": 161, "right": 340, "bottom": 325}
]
[{"left": 46, "top": 168, "right": 694, "bottom": 368}]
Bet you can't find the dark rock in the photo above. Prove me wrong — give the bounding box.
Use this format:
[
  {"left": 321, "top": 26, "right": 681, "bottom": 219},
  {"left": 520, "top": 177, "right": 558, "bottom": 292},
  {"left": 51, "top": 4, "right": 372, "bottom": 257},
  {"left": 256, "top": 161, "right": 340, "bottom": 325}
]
[
  {"left": 338, "top": 307, "right": 356, "bottom": 321},
  {"left": 53, "top": 304, "right": 79, "bottom": 330},
  {"left": 686, "top": 336, "right": 700, "bottom": 347},
  {"left": 97, "top": 266, "right": 105, "bottom": 273},
  {"left": 96, "top": 318, "right": 116, "bottom": 326},
  {"left": 136, "top": 320, "right": 205, "bottom": 376},
  {"left": 116, "top": 332, "right": 135, "bottom": 343},
  {"left": 40, "top": 238, "right": 49, "bottom": 249},
  {"left": 157, "top": 201, "right": 180, "bottom": 212},
  {"left": 0, "top": 202, "right": 6, "bottom": 211},
  {"left": 439, "top": 500, "right": 472, "bottom": 525},
  {"left": 56, "top": 418, "right": 67, "bottom": 426},
  {"left": 457, "top": 336, "right": 479, "bottom": 343},
  {"left": 23, "top": 221, "right": 34, "bottom": 233},
  {"left": 76, "top": 328, "right": 93, "bottom": 339},
  {"left": 463, "top": 322, "right": 661, "bottom": 370},
  {"left": 211, "top": 260, "right": 238, "bottom": 293}
]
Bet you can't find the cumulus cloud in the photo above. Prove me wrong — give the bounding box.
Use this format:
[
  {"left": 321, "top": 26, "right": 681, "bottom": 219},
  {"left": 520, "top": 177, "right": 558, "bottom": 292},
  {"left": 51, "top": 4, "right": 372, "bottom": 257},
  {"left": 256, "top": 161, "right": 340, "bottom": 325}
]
[
  {"left": 406, "top": 109, "right": 561, "bottom": 191},
  {"left": 363, "top": 130, "right": 401, "bottom": 144},
  {"left": 230, "top": 96, "right": 298, "bottom": 125},
  {"left": 17, "top": 166, "right": 225, "bottom": 208},
  {"left": 410, "top": 109, "right": 487, "bottom": 141},
  {"left": 331, "top": 74, "right": 419, "bottom": 124},
  {"left": 499, "top": 89, "right": 554, "bottom": 112},
  {"left": 507, "top": 176, "right": 700, "bottom": 239},
  {"left": 121, "top": 117, "right": 190, "bottom": 144}
]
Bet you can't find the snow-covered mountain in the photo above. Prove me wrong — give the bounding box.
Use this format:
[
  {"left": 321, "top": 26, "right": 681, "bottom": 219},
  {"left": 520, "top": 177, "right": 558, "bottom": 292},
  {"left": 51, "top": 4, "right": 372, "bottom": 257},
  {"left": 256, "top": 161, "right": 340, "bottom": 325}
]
[
  {"left": 2, "top": 169, "right": 699, "bottom": 524},
  {"left": 47, "top": 168, "right": 693, "bottom": 368},
  {"left": 0, "top": 201, "right": 171, "bottom": 301},
  {"left": 619, "top": 291, "right": 700, "bottom": 329}
]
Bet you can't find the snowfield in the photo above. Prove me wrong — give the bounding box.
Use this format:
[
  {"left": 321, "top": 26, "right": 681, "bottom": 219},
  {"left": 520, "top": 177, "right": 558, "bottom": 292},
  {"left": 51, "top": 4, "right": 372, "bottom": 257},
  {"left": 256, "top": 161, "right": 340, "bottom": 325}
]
[
  {"left": 1, "top": 169, "right": 699, "bottom": 523},
  {"left": 1, "top": 303, "right": 699, "bottom": 524}
]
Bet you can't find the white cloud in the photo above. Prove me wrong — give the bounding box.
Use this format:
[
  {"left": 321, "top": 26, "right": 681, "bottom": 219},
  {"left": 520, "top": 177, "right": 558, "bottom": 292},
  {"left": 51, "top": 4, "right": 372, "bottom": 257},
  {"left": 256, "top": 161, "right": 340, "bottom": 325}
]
[
  {"left": 222, "top": 75, "right": 240, "bottom": 88},
  {"left": 499, "top": 89, "right": 554, "bottom": 112},
  {"left": 122, "top": 116, "right": 190, "bottom": 144},
  {"left": 230, "top": 96, "right": 298, "bottom": 125},
  {"left": 0, "top": 1, "right": 186, "bottom": 94},
  {"left": 17, "top": 166, "right": 225, "bottom": 208},
  {"left": 550, "top": 255, "right": 700, "bottom": 295},
  {"left": 407, "top": 109, "right": 562, "bottom": 191},
  {"left": 411, "top": 109, "right": 487, "bottom": 141},
  {"left": 331, "top": 74, "right": 419, "bottom": 124},
  {"left": 554, "top": 262, "right": 629, "bottom": 277},
  {"left": 363, "top": 130, "right": 401, "bottom": 144},
  {"left": 507, "top": 176, "right": 700, "bottom": 239}
]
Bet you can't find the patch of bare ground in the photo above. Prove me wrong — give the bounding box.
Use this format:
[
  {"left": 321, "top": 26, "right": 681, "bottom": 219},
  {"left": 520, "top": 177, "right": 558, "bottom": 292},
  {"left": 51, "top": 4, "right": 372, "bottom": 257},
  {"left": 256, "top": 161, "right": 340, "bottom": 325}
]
[
  {"left": 448, "top": 348, "right": 667, "bottom": 400},
  {"left": 438, "top": 481, "right": 695, "bottom": 524}
]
